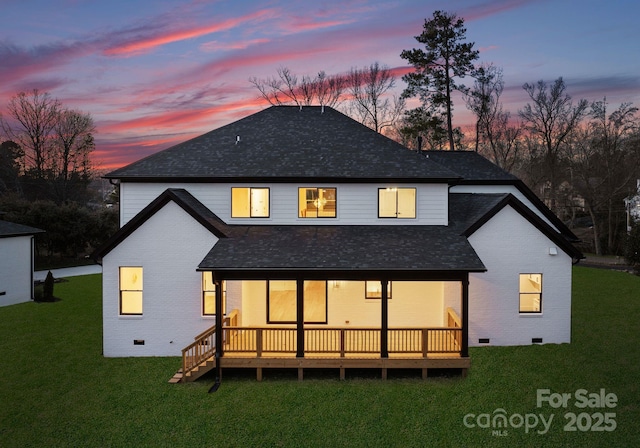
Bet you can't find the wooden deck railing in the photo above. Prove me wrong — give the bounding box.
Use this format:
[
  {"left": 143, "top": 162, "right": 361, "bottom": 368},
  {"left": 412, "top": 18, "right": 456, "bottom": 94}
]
[
  {"left": 222, "top": 327, "right": 462, "bottom": 357},
  {"left": 183, "top": 306, "right": 463, "bottom": 378},
  {"left": 446, "top": 307, "right": 463, "bottom": 349},
  {"left": 181, "top": 310, "right": 239, "bottom": 377}
]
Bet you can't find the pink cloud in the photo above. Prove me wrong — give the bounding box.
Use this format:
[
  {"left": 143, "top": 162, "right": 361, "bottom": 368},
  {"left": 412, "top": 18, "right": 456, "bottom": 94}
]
[
  {"left": 462, "top": 0, "right": 542, "bottom": 21},
  {"left": 283, "top": 16, "right": 355, "bottom": 33},
  {"left": 94, "top": 97, "right": 269, "bottom": 169},
  {"left": 200, "top": 38, "right": 271, "bottom": 52},
  {"left": 0, "top": 40, "right": 91, "bottom": 88},
  {"left": 103, "top": 9, "right": 274, "bottom": 56},
  {"left": 479, "top": 45, "right": 499, "bottom": 53}
]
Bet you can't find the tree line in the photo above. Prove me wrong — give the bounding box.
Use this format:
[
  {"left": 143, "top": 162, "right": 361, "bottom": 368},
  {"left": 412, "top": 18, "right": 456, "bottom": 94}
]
[
  {"left": 250, "top": 11, "right": 640, "bottom": 257},
  {"left": 0, "top": 90, "right": 118, "bottom": 264},
  {"left": 0, "top": 90, "right": 97, "bottom": 204}
]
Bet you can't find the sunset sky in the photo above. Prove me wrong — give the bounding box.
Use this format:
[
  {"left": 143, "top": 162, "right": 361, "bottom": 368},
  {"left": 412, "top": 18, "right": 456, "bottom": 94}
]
[{"left": 1, "top": 0, "right": 639, "bottom": 170}]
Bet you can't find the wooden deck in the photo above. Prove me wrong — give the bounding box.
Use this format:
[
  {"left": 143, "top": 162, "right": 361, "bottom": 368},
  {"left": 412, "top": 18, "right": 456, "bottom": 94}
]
[{"left": 178, "top": 316, "right": 468, "bottom": 382}]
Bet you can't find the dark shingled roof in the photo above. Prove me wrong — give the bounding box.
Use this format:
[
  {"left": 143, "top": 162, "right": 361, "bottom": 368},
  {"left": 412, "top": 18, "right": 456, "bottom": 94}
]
[
  {"left": 427, "top": 151, "right": 579, "bottom": 242},
  {"left": 448, "top": 193, "right": 510, "bottom": 234},
  {"left": 198, "top": 225, "right": 485, "bottom": 273},
  {"left": 106, "top": 106, "right": 460, "bottom": 182},
  {"left": 0, "top": 220, "right": 44, "bottom": 238},
  {"left": 424, "top": 150, "right": 517, "bottom": 182}
]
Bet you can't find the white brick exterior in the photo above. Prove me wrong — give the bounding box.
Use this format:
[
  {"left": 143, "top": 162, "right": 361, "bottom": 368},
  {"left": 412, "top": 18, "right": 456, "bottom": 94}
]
[
  {"left": 102, "top": 191, "right": 575, "bottom": 356},
  {"left": 102, "top": 201, "right": 219, "bottom": 356},
  {"left": 0, "top": 235, "right": 34, "bottom": 307},
  {"left": 467, "top": 205, "right": 572, "bottom": 346}
]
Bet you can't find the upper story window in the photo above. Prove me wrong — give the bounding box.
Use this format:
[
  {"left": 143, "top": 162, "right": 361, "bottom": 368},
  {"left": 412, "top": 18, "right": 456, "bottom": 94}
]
[
  {"left": 119, "top": 267, "right": 143, "bottom": 315},
  {"left": 519, "top": 274, "right": 542, "bottom": 313},
  {"left": 231, "top": 187, "right": 269, "bottom": 218},
  {"left": 378, "top": 187, "right": 416, "bottom": 218},
  {"left": 299, "top": 187, "right": 336, "bottom": 218}
]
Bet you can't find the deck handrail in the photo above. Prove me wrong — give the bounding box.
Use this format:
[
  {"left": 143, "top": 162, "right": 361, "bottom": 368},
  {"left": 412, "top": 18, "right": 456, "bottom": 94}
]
[
  {"left": 182, "top": 325, "right": 217, "bottom": 378},
  {"left": 181, "top": 309, "right": 241, "bottom": 377},
  {"left": 446, "top": 307, "right": 462, "bottom": 328},
  {"left": 221, "top": 326, "right": 462, "bottom": 357}
]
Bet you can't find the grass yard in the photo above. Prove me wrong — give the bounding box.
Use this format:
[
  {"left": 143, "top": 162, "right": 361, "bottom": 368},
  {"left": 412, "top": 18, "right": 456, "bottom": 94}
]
[{"left": 1, "top": 267, "right": 638, "bottom": 447}]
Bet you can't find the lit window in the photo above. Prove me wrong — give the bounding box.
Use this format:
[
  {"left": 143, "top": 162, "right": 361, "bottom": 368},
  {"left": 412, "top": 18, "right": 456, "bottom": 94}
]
[
  {"left": 267, "top": 280, "right": 328, "bottom": 323},
  {"left": 268, "top": 280, "right": 296, "bottom": 323},
  {"left": 303, "top": 281, "right": 327, "bottom": 323},
  {"left": 120, "top": 267, "right": 143, "bottom": 315},
  {"left": 202, "top": 272, "right": 225, "bottom": 316},
  {"left": 231, "top": 187, "right": 269, "bottom": 217},
  {"left": 299, "top": 188, "right": 337, "bottom": 218},
  {"left": 365, "top": 281, "right": 392, "bottom": 299},
  {"left": 519, "top": 274, "right": 542, "bottom": 313},
  {"left": 378, "top": 187, "right": 416, "bottom": 218}
]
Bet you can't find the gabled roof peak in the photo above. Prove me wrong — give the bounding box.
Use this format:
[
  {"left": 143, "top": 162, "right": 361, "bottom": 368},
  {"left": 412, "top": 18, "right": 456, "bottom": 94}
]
[{"left": 92, "top": 188, "right": 231, "bottom": 261}]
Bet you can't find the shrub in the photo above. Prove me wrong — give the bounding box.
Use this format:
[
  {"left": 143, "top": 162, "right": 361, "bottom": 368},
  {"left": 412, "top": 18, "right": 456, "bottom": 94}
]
[{"left": 42, "top": 271, "right": 56, "bottom": 302}]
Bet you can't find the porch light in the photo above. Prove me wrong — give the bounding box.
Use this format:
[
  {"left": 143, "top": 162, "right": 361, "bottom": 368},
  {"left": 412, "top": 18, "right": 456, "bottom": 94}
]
[{"left": 549, "top": 247, "right": 557, "bottom": 255}]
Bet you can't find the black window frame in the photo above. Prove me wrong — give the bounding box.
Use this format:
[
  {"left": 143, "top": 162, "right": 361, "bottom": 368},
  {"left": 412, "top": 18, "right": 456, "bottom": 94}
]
[
  {"left": 298, "top": 187, "right": 337, "bottom": 218},
  {"left": 266, "top": 280, "right": 328, "bottom": 324},
  {"left": 377, "top": 187, "right": 416, "bottom": 219},
  {"left": 230, "top": 187, "right": 270, "bottom": 218},
  {"left": 519, "top": 273, "right": 542, "bottom": 314},
  {"left": 364, "top": 280, "right": 392, "bottom": 300}
]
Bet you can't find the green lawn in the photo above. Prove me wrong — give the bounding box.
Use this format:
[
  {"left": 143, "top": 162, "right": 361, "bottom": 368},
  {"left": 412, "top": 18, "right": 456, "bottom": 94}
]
[{"left": 1, "top": 268, "right": 638, "bottom": 447}]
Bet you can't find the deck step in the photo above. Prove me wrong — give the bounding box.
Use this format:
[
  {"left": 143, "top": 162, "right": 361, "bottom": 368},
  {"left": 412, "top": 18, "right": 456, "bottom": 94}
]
[
  {"left": 171, "top": 357, "right": 216, "bottom": 383},
  {"left": 168, "top": 369, "right": 184, "bottom": 384}
]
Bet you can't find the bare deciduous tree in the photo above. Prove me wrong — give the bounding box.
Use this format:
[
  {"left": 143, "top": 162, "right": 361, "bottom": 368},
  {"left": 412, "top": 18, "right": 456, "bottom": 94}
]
[
  {"left": 0, "top": 89, "right": 96, "bottom": 203},
  {"left": 347, "top": 62, "right": 405, "bottom": 134},
  {"left": 1, "top": 89, "right": 60, "bottom": 174},
  {"left": 250, "top": 67, "right": 344, "bottom": 107},
  {"left": 465, "top": 63, "right": 503, "bottom": 151},
  {"left": 518, "top": 77, "right": 588, "bottom": 212},
  {"left": 464, "top": 64, "right": 523, "bottom": 171},
  {"left": 570, "top": 100, "right": 640, "bottom": 254},
  {"left": 52, "top": 109, "right": 96, "bottom": 202}
]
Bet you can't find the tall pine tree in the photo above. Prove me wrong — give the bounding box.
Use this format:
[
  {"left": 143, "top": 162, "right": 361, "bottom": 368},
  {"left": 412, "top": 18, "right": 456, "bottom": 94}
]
[{"left": 400, "top": 11, "right": 479, "bottom": 150}]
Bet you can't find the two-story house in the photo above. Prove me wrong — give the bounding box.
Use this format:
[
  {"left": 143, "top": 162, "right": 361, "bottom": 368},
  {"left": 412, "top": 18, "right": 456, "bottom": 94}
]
[{"left": 94, "top": 106, "right": 582, "bottom": 381}]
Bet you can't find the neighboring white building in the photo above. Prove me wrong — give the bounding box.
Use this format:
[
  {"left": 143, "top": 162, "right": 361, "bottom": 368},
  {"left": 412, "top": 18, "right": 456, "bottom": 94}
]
[
  {"left": 94, "top": 106, "right": 582, "bottom": 380},
  {"left": 624, "top": 179, "right": 640, "bottom": 231},
  {"left": 0, "top": 220, "right": 43, "bottom": 307}
]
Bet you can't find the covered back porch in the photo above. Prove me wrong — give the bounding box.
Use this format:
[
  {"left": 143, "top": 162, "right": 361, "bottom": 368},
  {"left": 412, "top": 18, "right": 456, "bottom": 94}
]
[
  {"left": 179, "top": 270, "right": 472, "bottom": 382},
  {"left": 173, "top": 224, "right": 485, "bottom": 382}
]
